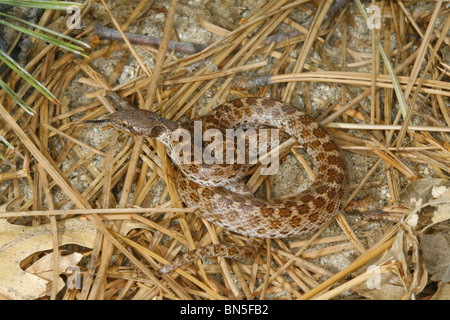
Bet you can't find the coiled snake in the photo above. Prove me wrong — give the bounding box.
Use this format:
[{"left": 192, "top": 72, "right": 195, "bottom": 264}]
[{"left": 109, "top": 98, "right": 348, "bottom": 274}]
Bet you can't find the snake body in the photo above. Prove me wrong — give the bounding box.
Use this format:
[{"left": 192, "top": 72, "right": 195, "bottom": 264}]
[{"left": 110, "top": 98, "right": 348, "bottom": 274}]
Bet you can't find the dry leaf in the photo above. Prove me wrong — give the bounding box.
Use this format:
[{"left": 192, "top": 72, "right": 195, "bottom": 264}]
[
  {"left": 356, "top": 271, "right": 407, "bottom": 300},
  {"left": 0, "top": 215, "right": 152, "bottom": 300},
  {"left": 399, "top": 178, "right": 449, "bottom": 210},
  {"left": 399, "top": 179, "right": 450, "bottom": 231},
  {"left": 430, "top": 282, "right": 450, "bottom": 300},
  {"left": 356, "top": 230, "right": 411, "bottom": 299},
  {"left": 0, "top": 217, "right": 97, "bottom": 300},
  {"left": 356, "top": 179, "right": 450, "bottom": 299},
  {"left": 420, "top": 233, "right": 450, "bottom": 283},
  {"left": 25, "top": 252, "right": 84, "bottom": 297}
]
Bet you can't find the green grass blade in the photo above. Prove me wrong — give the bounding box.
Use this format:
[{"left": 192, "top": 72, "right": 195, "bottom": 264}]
[
  {"left": 0, "top": 78, "right": 36, "bottom": 115},
  {"left": 0, "top": 133, "right": 17, "bottom": 151},
  {"left": 0, "top": 1, "right": 81, "bottom": 10},
  {"left": 0, "top": 12, "right": 90, "bottom": 49},
  {"left": 0, "top": 17, "right": 89, "bottom": 58},
  {"left": 0, "top": 49, "right": 59, "bottom": 104},
  {"left": 354, "top": 0, "right": 408, "bottom": 119},
  {"left": 0, "top": 134, "right": 17, "bottom": 167}
]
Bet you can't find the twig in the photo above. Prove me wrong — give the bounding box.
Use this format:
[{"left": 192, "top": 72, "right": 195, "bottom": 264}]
[
  {"left": 94, "top": 24, "right": 206, "bottom": 55},
  {"left": 94, "top": 0, "right": 350, "bottom": 56},
  {"left": 99, "top": 0, "right": 150, "bottom": 77}
]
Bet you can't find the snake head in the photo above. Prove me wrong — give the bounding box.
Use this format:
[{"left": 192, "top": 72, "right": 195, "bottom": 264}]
[{"left": 109, "top": 110, "right": 179, "bottom": 139}]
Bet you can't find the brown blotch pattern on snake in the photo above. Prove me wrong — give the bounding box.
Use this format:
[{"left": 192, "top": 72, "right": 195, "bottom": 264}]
[{"left": 109, "top": 98, "right": 348, "bottom": 275}]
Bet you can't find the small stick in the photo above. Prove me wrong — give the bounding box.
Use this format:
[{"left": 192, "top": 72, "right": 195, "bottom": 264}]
[
  {"left": 93, "top": 0, "right": 350, "bottom": 56},
  {"left": 78, "top": 119, "right": 111, "bottom": 124},
  {"left": 94, "top": 24, "right": 206, "bottom": 55}
]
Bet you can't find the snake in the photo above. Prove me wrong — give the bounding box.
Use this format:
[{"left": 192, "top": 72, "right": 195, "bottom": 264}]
[{"left": 109, "top": 98, "right": 348, "bottom": 274}]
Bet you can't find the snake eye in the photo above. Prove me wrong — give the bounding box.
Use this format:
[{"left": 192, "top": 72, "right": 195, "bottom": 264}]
[{"left": 122, "top": 120, "right": 129, "bottom": 127}]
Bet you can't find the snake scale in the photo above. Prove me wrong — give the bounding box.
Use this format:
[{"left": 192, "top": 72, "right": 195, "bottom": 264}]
[{"left": 109, "top": 98, "right": 348, "bottom": 274}]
